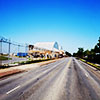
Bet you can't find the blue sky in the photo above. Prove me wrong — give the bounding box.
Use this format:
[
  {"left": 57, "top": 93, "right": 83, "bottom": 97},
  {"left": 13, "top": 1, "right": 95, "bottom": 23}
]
[{"left": 0, "top": 0, "right": 100, "bottom": 53}]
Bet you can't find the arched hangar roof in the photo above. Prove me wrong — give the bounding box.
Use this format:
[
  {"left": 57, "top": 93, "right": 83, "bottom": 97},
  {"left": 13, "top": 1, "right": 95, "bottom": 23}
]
[{"left": 34, "top": 42, "right": 59, "bottom": 51}]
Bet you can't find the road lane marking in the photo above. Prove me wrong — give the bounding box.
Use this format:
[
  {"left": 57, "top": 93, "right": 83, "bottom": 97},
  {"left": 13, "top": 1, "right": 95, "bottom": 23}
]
[
  {"left": 74, "top": 58, "right": 100, "bottom": 88},
  {"left": 42, "top": 58, "right": 72, "bottom": 100},
  {"left": 74, "top": 58, "right": 89, "bottom": 76},
  {"left": 6, "top": 85, "right": 20, "bottom": 94},
  {"left": 11, "top": 59, "right": 66, "bottom": 91},
  {"left": 85, "top": 73, "right": 89, "bottom": 77},
  {"left": 66, "top": 58, "right": 72, "bottom": 68},
  {"left": 6, "top": 59, "right": 67, "bottom": 95}
]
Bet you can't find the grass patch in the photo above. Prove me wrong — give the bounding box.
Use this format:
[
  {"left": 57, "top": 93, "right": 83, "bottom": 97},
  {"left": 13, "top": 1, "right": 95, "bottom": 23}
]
[
  {"left": 0, "top": 56, "right": 12, "bottom": 60},
  {"left": 19, "top": 59, "right": 51, "bottom": 65}
]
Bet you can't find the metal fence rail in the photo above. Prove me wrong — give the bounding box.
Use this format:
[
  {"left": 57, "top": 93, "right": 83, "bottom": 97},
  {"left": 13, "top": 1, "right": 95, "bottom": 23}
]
[{"left": 0, "top": 36, "right": 28, "bottom": 66}]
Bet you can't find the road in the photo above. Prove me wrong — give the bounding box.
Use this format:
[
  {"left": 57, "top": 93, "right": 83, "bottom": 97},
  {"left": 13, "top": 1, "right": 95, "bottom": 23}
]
[
  {"left": 0, "top": 57, "right": 100, "bottom": 100},
  {"left": 1, "top": 56, "right": 28, "bottom": 65}
]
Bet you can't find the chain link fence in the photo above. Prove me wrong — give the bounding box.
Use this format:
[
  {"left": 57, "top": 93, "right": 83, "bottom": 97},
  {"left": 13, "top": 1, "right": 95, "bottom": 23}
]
[{"left": 0, "top": 36, "right": 29, "bottom": 66}]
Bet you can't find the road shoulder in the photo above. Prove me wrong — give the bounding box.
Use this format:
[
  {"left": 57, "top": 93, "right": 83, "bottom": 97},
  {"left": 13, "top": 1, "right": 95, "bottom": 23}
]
[{"left": 0, "top": 59, "right": 61, "bottom": 78}]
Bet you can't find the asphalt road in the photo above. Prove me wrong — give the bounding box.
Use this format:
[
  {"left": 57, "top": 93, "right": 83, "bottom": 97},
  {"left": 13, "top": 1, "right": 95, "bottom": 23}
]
[
  {"left": 0, "top": 57, "right": 100, "bottom": 100},
  {"left": 1, "top": 56, "right": 28, "bottom": 65}
]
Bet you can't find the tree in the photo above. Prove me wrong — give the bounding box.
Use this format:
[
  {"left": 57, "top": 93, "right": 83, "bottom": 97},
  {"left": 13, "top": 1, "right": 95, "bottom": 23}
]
[
  {"left": 73, "top": 37, "right": 100, "bottom": 64},
  {"left": 73, "top": 53, "right": 77, "bottom": 57},
  {"left": 65, "top": 51, "right": 71, "bottom": 56},
  {"left": 77, "top": 48, "right": 84, "bottom": 58},
  {"left": 84, "top": 49, "right": 90, "bottom": 57},
  {"left": 94, "top": 37, "right": 100, "bottom": 54},
  {"left": 73, "top": 48, "right": 84, "bottom": 58}
]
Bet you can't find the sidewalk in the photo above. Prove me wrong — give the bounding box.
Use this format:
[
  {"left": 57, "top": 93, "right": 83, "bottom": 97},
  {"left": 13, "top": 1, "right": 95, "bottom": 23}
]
[{"left": 0, "top": 59, "right": 58, "bottom": 78}]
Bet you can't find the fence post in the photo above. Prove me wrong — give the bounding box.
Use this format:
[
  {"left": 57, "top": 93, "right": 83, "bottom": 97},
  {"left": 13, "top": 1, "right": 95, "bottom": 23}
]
[{"left": 8, "top": 39, "right": 11, "bottom": 61}]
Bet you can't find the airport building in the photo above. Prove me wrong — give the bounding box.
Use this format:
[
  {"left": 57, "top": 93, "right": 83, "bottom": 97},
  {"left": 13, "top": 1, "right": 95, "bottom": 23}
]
[{"left": 28, "top": 42, "right": 64, "bottom": 59}]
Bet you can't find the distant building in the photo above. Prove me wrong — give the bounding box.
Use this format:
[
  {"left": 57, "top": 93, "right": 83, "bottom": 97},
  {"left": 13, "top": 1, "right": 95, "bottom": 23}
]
[
  {"left": 34, "top": 42, "right": 59, "bottom": 52},
  {"left": 28, "top": 42, "right": 64, "bottom": 59}
]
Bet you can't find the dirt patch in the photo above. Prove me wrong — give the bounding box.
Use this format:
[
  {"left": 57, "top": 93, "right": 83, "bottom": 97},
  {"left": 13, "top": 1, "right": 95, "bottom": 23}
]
[{"left": 0, "top": 69, "right": 23, "bottom": 78}]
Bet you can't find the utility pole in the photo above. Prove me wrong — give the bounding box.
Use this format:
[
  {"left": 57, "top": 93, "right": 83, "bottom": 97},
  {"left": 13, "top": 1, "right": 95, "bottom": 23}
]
[
  {"left": 0, "top": 38, "right": 2, "bottom": 66},
  {"left": 0, "top": 38, "right": 2, "bottom": 54},
  {"left": 18, "top": 45, "right": 20, "bottom": 53},
  {"left": 8, "top": 39, "right": 11, "bottom": 57},
  {"left": 8, "top": 39, "right": 11, "bottom": 65},
  {"left": 25, "top": 43, "right": 28, "bottom": 53}
]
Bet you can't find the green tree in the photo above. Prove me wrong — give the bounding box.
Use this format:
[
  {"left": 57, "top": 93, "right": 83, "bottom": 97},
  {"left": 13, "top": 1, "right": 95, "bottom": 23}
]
[
  {"left": 84, "top": 49, "right": 90, "bottom": 57},
  {"left": 94, "top": 37, "right": 100, "bottom": 53},
  {"left": 65, "top": 51, "right": 71, "bottom": 56},
  {"left": 77, "top": 48, "right": 84, "bottom": 58}
]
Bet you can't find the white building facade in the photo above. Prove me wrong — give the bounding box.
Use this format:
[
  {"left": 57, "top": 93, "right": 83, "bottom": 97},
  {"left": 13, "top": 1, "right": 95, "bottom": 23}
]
[{"left": 28, "top": 42, "right": 64, "bottom": 59}]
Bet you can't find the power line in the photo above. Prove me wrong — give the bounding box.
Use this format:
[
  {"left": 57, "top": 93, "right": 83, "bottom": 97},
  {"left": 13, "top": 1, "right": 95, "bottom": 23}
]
[{"left": 0, "top": 36, "right": 29, "bottom": 54}]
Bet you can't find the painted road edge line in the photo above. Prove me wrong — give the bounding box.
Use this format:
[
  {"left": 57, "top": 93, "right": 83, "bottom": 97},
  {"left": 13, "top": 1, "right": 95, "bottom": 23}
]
[{"left": 6, "top": 85, "right": 20, "bottom": 95}]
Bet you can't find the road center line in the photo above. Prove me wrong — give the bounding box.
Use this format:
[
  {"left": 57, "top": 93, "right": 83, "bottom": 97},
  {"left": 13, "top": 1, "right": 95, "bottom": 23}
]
[
  {"left": 6, "top": 85, "right": 20, "bottom": 95},
  {"left": 66, "top": 58, "right": 72, "bottom": 67}
]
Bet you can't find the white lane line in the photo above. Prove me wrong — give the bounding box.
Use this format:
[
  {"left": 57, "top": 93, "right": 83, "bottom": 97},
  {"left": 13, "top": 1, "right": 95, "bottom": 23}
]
[
  {"left": 74, "top": 58, "right": 100, "bottom": 85},
  {"left": 6, "top": 85, "right": 20, "bottom": 94},
  {"left": 85, "top": 73, "right": 89, "bottom": 77},
  {"left": 6, "top": 59, "right": 66, "bottom": 95}
]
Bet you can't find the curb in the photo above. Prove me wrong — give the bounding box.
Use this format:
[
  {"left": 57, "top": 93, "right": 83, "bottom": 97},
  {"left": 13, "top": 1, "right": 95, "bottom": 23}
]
[{"left": 79, "top": 58, "right": 100, "bottom": 70}]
